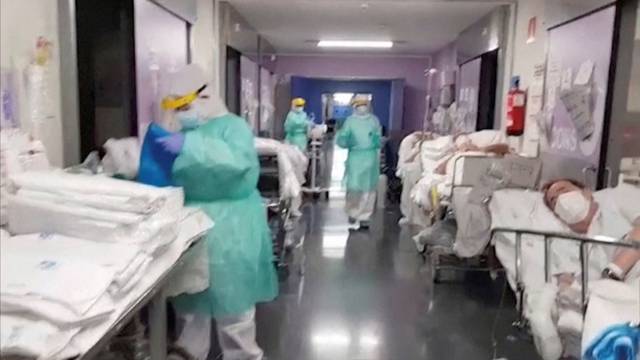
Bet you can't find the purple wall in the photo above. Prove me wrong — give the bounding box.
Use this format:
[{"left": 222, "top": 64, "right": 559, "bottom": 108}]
[
  {"left": 429, "top": 42, "right": 458, "bottom": 103},
  {"left": 275, "top": 55, "right": 431, "bottom": 132}
]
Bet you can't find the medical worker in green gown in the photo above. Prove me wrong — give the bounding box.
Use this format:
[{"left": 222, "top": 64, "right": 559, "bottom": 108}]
[
  {"left": 336, "top": 98, "right": 382, "bottom": 229},
  {"left": 284, "top": 97, "right": 311, "bottom": 152},
  {"left": 157, "top": 64, "right": 277, "bottom": 360}
]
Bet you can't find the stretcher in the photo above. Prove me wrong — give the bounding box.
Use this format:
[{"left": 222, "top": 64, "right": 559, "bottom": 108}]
[
  {"left": 425, "top": 154, "right": 541, "bottom": 282},
  {"left": 491, "top": 227, "right": 640, "bottom": 359},
  {"left": 258, "top": 153, "right": 305, "bottom": 279}
]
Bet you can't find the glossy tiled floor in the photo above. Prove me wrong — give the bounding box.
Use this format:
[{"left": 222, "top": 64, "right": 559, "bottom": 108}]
[{"left": 254, "top": 198, "right": 541, "bottom": 360}]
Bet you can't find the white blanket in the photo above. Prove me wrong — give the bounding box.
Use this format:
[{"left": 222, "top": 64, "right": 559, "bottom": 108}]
[
  {"left": 255, "top": 137, "right": 308, "bottom": 200},
  {"left": 582, "top": 278, "right": 640, "bottom": 355}
]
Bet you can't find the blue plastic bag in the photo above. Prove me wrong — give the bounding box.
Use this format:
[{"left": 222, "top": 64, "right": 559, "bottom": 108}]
[{"left": 138, "top": 123, "right": 178, "bottom": 187}]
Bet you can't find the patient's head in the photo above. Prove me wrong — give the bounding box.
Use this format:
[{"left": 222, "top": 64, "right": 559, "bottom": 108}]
[{"left": 542, "top": 179, "right": 598, "bottom": 233}]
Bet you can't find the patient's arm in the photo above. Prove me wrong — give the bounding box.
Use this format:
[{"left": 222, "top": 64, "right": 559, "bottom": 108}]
[
  {"left": 607, "top": 225, "right": 640, "bottom": 279},
  {"left": 482, "top": 143, "right": 510, "bottom": 156}
]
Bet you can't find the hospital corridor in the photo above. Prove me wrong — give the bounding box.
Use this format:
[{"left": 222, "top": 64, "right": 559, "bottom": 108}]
[
  {"left": 254, "top": 174, "right": 540, "bottom": 360},
  {"left": 1, "top": 0, "right": 640, "bottom": 360}
]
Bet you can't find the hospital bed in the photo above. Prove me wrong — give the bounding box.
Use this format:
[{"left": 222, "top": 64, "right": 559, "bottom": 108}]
[
  {"left": 255, "top": 138, "right": 307, "bottom": 278},
  {"left": 423, "top": 153, "right": 542, "bottom": 282},
  {"left": 491, "top": 227, "right": 640, "bottom": 359}
]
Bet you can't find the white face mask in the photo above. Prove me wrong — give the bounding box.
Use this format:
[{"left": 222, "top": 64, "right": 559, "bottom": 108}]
[
  {"left": 355, "top": 105, "right": 368, "bottom": 116},
  {"left": 554, "top": 190, "right": 590, "bottom": 224},
  {"left": 293, "top": 106, "right": 304, "bottom": 113}
]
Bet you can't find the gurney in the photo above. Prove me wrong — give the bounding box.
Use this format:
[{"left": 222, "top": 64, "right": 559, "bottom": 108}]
[{"left": 491, "top": 227, "right": 640, "bottom": 360}]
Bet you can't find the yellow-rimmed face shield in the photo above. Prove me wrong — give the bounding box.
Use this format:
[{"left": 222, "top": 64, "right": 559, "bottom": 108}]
[{"left": 161, "top": 84, "right": 208, "bottom": 111}]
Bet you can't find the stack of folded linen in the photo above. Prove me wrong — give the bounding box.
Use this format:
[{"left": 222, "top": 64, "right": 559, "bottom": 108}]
[
  {"left": 0, "top": 233, "right": 152, "bottom": 358},
  {"left": 0, "top": 129, "right": 50, "bottom": 226},
  {"left": 6, "top": 170, "right": 184, "bottom": 254},
  {"left": 0, "top": 208, "right": 214, "bottom": 359}
]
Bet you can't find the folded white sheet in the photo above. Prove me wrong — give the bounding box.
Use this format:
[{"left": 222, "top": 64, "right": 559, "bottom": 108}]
[
  {"left": 0, "top": 314, "right": 79, "bottom": 360},
  {"left": 1, "top": 250, "right": 114, "bottom": 315},
  {"left": 0, "top": 294, "right": 113, "bottom": 329},
  {"left": 8, "top": 195, "right": 178, "bottom": 254},
  {"left": 57, "top": 209, "right": 213, "bottom": 359},
  {"left": 11, "top": 193, "right": 146, "bottom": 225},
  {"left": 9, "top": 170, "right": 175, "bottom": 203}
]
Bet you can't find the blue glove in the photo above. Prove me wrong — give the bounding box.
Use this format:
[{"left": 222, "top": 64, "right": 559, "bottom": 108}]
[{"left": 155, "top": 133, "right": 185, "bottom": 155}]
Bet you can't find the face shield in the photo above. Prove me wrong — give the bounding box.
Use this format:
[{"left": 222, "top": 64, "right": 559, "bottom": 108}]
[{"left": 160, "top": 64, "right": 228, "bottom": 130}]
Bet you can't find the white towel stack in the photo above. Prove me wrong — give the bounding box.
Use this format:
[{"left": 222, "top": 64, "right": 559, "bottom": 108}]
[{"left": 6, "top": 170, "right": 184, "bottom": 254}]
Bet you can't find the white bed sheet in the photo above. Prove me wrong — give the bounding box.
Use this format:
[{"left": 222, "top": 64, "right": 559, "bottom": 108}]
[
  {"left": 56, "top": 208, "right": 213, "bottom": 359},
  {"left": 254, "top": 138, "right": 307, "bottom": 200},
  {"left": 0, "top": 209, "right": 213, "bottom": 360},
  {"left": 581, "top": 278, "right": 640, "bottom": 355}
]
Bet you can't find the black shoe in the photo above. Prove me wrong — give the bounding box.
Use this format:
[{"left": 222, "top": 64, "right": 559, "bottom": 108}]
[
  {"left": 348, "top": 217, "right": 356, "bottom": 224},
  {"left": 359, "top": 221, "right": 370, "bottom": 230}
]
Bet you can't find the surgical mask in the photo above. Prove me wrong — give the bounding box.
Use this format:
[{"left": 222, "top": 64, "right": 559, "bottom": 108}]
[
  {"left": 293, "top": 106, "right": 304, "bottom": 113},
  {"left": 355, "top": 105, "right": 368, "bottom": 116},
  {"left": 176, "top": 107, "right": 203, "bottom": 130},
  {"left": 554, "top": 190, "right": 590, "bottom": 224}
]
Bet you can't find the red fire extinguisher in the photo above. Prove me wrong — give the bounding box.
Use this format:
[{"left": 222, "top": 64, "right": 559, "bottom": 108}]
[{"left": 506, "top": 76, "right": 526, "bottom": 136}]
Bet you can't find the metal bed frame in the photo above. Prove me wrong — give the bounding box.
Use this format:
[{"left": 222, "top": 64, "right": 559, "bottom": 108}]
[
  {"left": 258, "top": 153, "right": 303, "bottom": 278},
  {"left": 428, "top": 154, "right": 510, "bottom": 282},
  {"left": 76, "top": 236, "right": 206, "bottom": 360},
  {"left": 491, "top": 227, "right": 640, "bottom": 329}
]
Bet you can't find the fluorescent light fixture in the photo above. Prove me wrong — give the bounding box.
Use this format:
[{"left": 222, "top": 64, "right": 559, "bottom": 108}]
[
  {"left": 333, "top": 92, "right": 354, "bottom": 105},
  {"left": 318, "top": 40, "right": 393, "bottom": 48}
]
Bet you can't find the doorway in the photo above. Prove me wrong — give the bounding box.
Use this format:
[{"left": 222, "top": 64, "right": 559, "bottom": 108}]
[
  {"left": 76, "top": 0, "right": 137, "bottom": 159},
  {"left": 225, "top": 46, "right": 242, "bottom": 115}
]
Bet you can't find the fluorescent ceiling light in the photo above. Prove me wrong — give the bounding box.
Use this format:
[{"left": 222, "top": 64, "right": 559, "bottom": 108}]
[
  {"left": 318, "top": 40, "right": 393, "bottom": 48},
  {"left": 333, "top": 92, "right": 354, "bottom": 105}
]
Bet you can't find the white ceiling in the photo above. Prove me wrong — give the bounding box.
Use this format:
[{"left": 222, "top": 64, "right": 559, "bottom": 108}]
[{"left": 226, "top": 0, "right": 507, "bottom": 55}]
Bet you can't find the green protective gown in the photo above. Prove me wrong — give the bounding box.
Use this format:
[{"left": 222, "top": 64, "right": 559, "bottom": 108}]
[
  {"left": 284, "top": 110, "right": 310, "bottom": 151},
  {"left": 170, "top": 113, "right": 278, "bottom": 317},
  {"left": 336, "top": 113, "right": 382, "bottom": 192}
]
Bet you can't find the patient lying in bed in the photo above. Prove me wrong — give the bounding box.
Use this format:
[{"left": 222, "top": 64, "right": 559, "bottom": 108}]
[
  {"left": 412, "top": 130, "right": 512, "bottom": 210},
  {"left": 542, "top": 179, "right": 640, "bottom": 284},
  {"left": 534, "top": 179, "right": 640, "bottom": 359}
]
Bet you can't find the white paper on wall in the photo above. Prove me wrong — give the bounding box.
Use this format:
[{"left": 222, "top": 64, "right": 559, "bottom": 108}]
[
  {"left": 560, "top": 85, "right": 594, "bottom": 141},
  {"left": 574, "top": 60, "right": 595, "bottom": 86},
  {"left": 561, "top": 67, "right": 573, "bottom": 90}
]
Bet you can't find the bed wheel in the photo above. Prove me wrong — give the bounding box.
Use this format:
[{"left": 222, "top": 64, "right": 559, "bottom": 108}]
[{"left": 324, "top": 191, "right": 329, "bottom": 200}]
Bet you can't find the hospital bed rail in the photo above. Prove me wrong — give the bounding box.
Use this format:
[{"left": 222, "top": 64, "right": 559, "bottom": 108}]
[
  {"left": 428, "top": 154, "right": 540, "bottom": 282},
  {"left": 491, "top": 227, "right": 640, "bottom": 329}
]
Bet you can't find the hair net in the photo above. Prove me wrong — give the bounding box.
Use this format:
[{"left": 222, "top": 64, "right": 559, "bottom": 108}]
[
  {"left": 167, "top": 64, "right": 207, "bottom": 97},
  {"left": 352, "top": 98, "right": 369, "bottom": 107}
]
